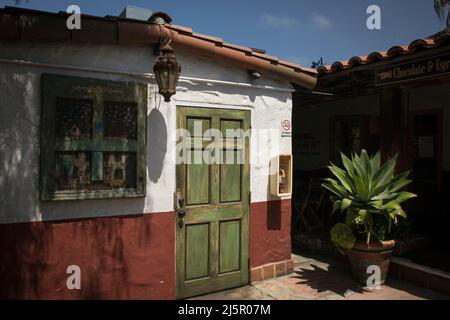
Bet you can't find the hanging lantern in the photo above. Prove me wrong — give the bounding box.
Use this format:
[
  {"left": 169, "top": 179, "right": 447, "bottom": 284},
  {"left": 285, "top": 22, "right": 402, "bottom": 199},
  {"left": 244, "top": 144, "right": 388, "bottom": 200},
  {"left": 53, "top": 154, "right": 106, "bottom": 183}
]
[{"left": 153, "top": 42, "right": 181, "bottom": 102}]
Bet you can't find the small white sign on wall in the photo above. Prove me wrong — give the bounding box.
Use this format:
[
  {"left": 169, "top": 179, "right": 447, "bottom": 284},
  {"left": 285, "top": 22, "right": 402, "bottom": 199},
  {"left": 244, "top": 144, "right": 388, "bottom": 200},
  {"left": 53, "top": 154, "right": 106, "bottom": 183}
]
[{"left": 281, "top": 119, "right": 292, "bottom": 137}]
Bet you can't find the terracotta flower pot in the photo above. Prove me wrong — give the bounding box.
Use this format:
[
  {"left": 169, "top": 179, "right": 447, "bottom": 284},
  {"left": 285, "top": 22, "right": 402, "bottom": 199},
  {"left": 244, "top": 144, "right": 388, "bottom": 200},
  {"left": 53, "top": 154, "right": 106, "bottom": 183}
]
[{"left": 347, "top": 240, "right": 396, "bottom": 286}]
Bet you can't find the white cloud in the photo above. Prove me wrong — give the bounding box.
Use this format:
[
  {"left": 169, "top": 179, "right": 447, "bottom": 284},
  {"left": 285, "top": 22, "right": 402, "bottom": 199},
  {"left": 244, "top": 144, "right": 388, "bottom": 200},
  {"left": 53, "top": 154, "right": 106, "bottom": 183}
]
[
  {"left": 259, "top": 14, "right": 299, "bottom": 28},
  {"left": 311, "top": 12, "right": 331, "bottom": 29}
]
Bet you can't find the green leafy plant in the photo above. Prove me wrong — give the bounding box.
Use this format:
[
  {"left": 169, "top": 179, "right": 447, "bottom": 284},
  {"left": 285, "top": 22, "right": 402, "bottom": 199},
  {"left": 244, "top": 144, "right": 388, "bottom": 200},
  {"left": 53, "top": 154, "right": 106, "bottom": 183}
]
[
  {"left": 322, "top": 150, "right": 417, "bottom": 249},
  {"left": 330, "top": 223, "right": 355, "bottom": 252}
]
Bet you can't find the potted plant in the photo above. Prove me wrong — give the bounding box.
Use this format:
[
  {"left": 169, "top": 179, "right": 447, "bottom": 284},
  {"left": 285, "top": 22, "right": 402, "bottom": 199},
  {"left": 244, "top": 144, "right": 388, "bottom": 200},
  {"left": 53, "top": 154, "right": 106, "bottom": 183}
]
[{"left": 322, "top": 150, "right": 417, "bottom": 286}]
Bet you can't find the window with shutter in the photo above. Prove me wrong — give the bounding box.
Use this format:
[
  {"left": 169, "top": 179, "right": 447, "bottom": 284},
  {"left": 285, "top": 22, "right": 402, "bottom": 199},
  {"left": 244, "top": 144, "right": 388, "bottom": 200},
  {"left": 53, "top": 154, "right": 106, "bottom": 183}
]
[{"left": 40, "top": 74, "right": 147, "bottom": 200}]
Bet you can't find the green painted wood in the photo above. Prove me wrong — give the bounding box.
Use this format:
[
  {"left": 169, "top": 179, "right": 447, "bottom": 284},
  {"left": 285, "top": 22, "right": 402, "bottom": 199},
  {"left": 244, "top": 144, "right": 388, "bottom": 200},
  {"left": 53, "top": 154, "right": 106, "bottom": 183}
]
[
  {"left": 184, "top": 138, "right": 216, "bottom": 149},
  {"left": 183, "top": 204, "right": 242, "bottom": 222},
  {"left": 176, "top": 106, "right": 250, "bottom": 299},
  {"left": 219, "top": 220, "right": 241, "bottom": 274},
  {"left": 40, "top": 73, "right": 147, "bottom": 200},
  {"left": 220, "top": 149, "right": 242, "bottom": 203},
  {"left": 51, "top": 189, "right": 145, "bottom": 200},
  {"left": 91, "top": 152, "right": 103, "bottom": 181},
  {"left": 209, "top": 221, "right": 219, "bottom": 277},
  {"left": 54, "top": 140, "right": 138, "bottom": 152},
  {"left": 210, "top": 116, "right": 220, "bottom": 206},
  {"left": 221, "top": 120, "right": 242, "bottom": 138},
  {"left": 186, "top": 149, "right": 210, "bottom": 205},
  {"left": 185, "top": 223, "right": 210, "bottom": 280},
  {"left": 187, "top": 118, "right": 210, "bottom": 137}
]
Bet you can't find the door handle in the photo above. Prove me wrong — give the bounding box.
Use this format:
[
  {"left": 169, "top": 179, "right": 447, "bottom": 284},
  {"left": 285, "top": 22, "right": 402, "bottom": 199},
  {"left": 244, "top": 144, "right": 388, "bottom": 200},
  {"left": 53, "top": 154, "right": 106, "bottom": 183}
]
[
  {"left": 177, "top": 210, "right": 186, "bottom": 219},
  {"left": 177, "top": 209, "right": 186, "bottom": 228},
  {"left": 175, "top": 192, "right": 186, "bottom": 228}
]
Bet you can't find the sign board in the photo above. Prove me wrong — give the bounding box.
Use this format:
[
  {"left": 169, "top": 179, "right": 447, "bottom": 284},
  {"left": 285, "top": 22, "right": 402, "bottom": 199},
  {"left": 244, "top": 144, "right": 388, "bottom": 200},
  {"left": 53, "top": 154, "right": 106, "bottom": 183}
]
[
  {"left": 281, "top": 119, "right": 291, "bottom": 137},
  {"left": 375, "top": 53, "right": 450, "bottom": 86}
]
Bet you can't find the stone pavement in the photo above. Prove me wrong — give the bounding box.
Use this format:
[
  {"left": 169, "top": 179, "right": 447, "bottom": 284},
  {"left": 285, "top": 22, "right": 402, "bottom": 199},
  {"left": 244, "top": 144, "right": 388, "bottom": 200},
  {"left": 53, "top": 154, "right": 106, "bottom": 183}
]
[{"left": 191, "top": 254, "right": 450, "bottom": 300}]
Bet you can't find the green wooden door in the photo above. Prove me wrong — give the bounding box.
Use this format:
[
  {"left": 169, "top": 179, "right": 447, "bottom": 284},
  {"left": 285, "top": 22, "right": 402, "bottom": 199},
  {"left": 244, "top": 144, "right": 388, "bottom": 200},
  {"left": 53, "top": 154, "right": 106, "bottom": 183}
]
[{"left": 176, "top": 107, "right": 250, "bottom": 299}]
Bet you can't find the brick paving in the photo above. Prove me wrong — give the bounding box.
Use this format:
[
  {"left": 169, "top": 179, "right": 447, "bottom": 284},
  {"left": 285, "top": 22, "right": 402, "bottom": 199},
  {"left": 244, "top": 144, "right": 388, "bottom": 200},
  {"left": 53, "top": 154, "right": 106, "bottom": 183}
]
[{"left": 191, "top": 254, "right": 450, "bottom": 300}]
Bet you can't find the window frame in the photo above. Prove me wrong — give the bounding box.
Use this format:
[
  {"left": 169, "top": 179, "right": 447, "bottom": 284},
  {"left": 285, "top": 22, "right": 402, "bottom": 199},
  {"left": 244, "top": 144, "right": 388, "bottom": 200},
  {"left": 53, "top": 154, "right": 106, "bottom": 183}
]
[{"left": 40, "top": 73, "right": 147, "bottom": 201}]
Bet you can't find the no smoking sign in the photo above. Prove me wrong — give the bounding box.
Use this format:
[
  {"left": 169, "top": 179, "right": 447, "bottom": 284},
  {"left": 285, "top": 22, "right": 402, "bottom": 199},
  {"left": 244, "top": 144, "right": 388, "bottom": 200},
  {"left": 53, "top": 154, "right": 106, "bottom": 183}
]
[{"left": 281, "top": 119, "right": 291, "bottom": 137}]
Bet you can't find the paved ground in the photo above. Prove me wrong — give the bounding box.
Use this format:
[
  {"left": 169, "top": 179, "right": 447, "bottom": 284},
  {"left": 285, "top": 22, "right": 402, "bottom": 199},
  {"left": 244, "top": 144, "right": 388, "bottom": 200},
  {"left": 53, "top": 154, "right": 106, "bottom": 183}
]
[{"left": 191, "top": 254, "right": 450, "bottom": 300}]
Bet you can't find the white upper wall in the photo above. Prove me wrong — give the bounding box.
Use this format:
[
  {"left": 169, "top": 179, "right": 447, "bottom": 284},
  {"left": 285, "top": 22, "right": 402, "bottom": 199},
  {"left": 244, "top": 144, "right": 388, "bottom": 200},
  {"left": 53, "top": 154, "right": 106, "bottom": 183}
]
[{"left": 0, "top": 41, "right": 293, "bottom": 224}]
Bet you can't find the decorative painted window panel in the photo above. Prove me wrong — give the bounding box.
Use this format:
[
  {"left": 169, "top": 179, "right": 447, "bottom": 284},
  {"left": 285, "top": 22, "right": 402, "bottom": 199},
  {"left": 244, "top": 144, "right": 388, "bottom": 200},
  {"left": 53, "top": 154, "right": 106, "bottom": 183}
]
[
  {"left": 56, "top": 98, "right": 92, "bottom": 139},
  {"left": 103, "top": 152, "right": 137, "bottom": 189},
  {"left": 40, "top": 74, "right": 147, "bottom": 200},
  {"left": 104, "top": 102, "right": 137, "bottom": 139},
  {"left": 55, "top": 152, "right": 91, "bottom": 191}
]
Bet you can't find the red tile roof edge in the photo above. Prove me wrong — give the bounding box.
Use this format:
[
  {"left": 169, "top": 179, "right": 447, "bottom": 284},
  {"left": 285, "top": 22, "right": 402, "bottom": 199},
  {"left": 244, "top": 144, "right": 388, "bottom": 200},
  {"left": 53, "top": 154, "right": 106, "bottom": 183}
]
[
  {"left": 165, "top": 24, "right": 317, "bottom": 75},
  {"left": 0, "top": 6, "right": 317, "bottom": 88},
  {"left": 317, "top": 32, "right": 450, "bottom": 75}
]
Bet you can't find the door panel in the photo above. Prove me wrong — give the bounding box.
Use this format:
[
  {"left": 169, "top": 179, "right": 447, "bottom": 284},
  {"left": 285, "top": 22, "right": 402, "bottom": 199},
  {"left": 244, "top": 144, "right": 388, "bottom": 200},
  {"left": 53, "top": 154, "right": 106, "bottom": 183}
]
[
  {"left": 219, "top": 220, "right": 241, "bottom": 274},
  {"left": 176, "top": 107, "right": 250, "bottom": 299},
  {"left": 220, "top": 149, "right": 242, "bottom": 203},
  {"left": 186, "top": 149, "right": 210, "bottom": 205},
  {"left": 185, "top": 223, "right": 210, "bottom": 280}
]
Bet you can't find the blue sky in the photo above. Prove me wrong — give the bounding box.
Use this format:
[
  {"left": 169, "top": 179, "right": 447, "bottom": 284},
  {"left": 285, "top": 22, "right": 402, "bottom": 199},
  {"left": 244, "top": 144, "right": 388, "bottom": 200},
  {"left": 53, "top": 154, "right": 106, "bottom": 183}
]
[{"left": 1, "top": 0, "right": 445, "bottom": 67}]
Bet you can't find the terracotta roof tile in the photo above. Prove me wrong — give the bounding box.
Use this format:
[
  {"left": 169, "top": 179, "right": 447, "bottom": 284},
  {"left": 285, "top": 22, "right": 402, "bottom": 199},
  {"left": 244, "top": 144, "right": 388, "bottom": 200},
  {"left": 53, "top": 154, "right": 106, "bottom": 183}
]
[
  {"left": 348, "top": 56, "right": 364, "bottom": 67},
  {"left": 317, "top": 32, "right": 450, "bottom": 75},
  {"left": 387, "top": 46, "right": 408, "bottom": 57},
  {"left": 165, "top": 21, "right": 317, "bottom": 80},
  {"left": 222, "top": 42, "right": 253, "bottom": 54},
  {"left": 191, "top": 32, "right": 223, "bottom": 44},
  {"left": 0, "top": 6, "right": 317, "bottom": 88},
  {"left": 251, "top": 51, "right": 279, "bottom": 63}
]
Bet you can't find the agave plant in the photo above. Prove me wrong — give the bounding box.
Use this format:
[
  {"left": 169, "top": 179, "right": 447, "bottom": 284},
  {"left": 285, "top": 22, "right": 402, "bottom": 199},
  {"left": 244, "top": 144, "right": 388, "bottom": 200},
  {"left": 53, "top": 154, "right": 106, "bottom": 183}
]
[{"left": 322, "top": 150, "right": 417, "bottom": 249}]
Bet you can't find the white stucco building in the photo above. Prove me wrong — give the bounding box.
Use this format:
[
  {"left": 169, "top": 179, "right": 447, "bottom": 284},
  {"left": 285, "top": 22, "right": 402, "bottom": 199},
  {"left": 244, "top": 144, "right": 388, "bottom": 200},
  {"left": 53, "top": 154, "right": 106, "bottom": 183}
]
[{"left": 0, "top": 6, "right": 316, "bottom": 299}]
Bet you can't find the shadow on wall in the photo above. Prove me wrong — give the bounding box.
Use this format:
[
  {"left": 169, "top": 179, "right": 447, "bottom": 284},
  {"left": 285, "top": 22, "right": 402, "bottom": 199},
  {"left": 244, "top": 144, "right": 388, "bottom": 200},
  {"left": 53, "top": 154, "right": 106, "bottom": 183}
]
[
  {"left": 147, "top": 108, "right": 167, "bottom": 183},
  {"left": 0, "top": 213, "right": 174, "bottom": 299},
  {"left": 0, "top": 71, "right": 40, "bottom": 224},
  {"left": 40, "top": 198, "right": 145, "bottom": 221},
  {"left": 266, "top": 179, "right": 282, "bottom": 230},
  {"left": 0, "top": 221, "right": 54, "bottom": 299}
]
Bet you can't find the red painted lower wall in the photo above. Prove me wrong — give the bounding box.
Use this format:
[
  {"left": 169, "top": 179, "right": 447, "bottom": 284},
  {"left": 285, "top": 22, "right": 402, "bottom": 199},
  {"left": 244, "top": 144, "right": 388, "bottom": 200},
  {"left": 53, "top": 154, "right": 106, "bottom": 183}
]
[
  {"left": 249, "top": 199, "right": 292, "bottom": 268},
  {"left": 0, "top": 212, "right": 175, "bottom": 300},
  {"left": 0, "top": 199, "right": 290, "bottom": 299}
]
